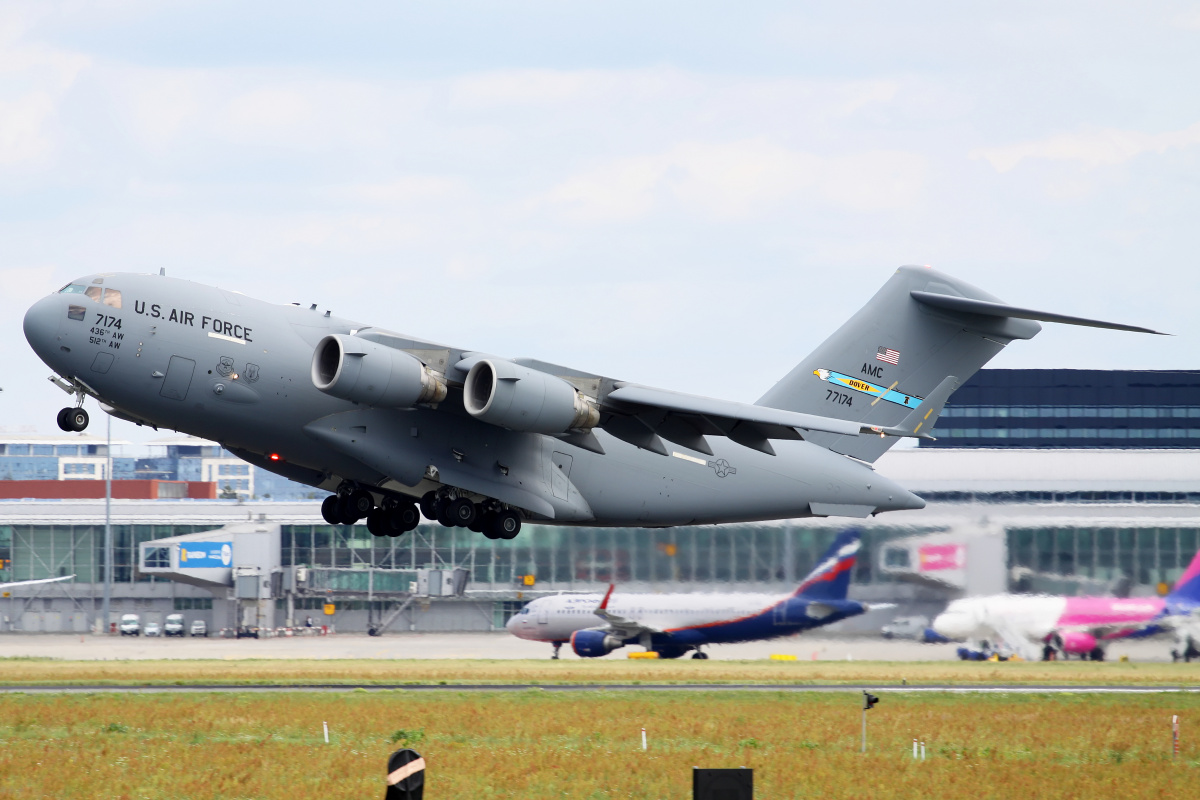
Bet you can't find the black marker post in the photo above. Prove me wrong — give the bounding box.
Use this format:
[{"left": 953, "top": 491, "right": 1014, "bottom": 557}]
[{"left": 385, "top": 749, "right": 425, "bottom": 800}]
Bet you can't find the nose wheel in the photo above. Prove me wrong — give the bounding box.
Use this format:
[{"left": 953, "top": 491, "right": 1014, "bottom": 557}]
[{"left": 57, "top": 407, "right": 89, "bottom": 432}]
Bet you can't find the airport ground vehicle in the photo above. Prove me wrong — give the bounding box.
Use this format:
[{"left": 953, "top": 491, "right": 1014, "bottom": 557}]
[
  {"left": 118, "top": 614, "right": 141, "bottom": 636},
  {"left": 163, "top": 614, "right": 185, "bottom": 637},
  {"left": 881, "top": 615, "right": 929, "bottom": 639},
  {"left": 143, "top": 621, "right": 162, "bottom": 637},
  {"left": 190, "top": 620, "right": 208, "bottom": 637}
]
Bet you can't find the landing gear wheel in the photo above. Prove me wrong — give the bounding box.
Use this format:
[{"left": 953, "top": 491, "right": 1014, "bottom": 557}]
[
  {"left": 436, "top": 500, "right": 455, "bottom": 528},
  {"left": 419, "top": 491, "right": 439, "bottom": 521},
  {"left": 479, "top": 512, "right": 500, "bottom": 540},
  {"left": 366, "top": 508, "right": 388, "bottom": 537},
  {"left": 691, "top": 651, "right": 709, "bottom": 660},
  {"left": 447, "top": 497, "right": 477, "bottom": 528},
  {"left": 491, "top": 509, "right": 521, "bottom": 540},
  {"left": 320, "top": 495, "right": 341, "bottom": 525},
  {"left": 1089, "top": 647, "right": 1105, "bottom": 662},
  {"left": 468, "top": 505, "right": 486, "bottom": 533},
  {"left": 390, "top": 503, "right": 420, "bottom": 535},
  {"left": 60, "top": 407, "right": 89, "bottom": 432},
  {"left": 345, "top": 489, "right": 374, "bottom": 521}
]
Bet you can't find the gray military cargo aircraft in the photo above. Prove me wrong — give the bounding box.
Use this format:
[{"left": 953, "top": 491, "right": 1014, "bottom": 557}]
[{"left": 23, "top": 266, "right": 1160, "bottom": 540}]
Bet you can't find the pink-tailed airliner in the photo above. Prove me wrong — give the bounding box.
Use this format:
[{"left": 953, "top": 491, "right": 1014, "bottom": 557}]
[{"left": 932, "top": 549, "right": 1200, "bottom": 661}]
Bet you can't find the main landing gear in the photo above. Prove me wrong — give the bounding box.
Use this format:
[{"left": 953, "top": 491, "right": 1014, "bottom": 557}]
[
  {"left": 320, "top": 488, "right": 421, "bottom": 538},
  {"left": 56, "top": 406, "right": 90, "bottom": 432},
  {"left": 319, "top": 486, "right": 523, "bottom": 540},
  {"left": 419, "top": 490, "right": 522, "bottom": 540}
]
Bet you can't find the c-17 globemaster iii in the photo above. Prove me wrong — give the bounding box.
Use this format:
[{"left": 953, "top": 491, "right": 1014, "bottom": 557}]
[{"left": 23, "top": 266, "right": 1161, "bottom": 540}]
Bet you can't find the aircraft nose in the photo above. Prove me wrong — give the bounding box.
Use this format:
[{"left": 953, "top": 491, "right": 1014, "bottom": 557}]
[
  {"left": 23, "top": 295, "right": 63, "bottom": 362},
  {"left": 932, "top": 611, "right": 972, "bottom": 639}
]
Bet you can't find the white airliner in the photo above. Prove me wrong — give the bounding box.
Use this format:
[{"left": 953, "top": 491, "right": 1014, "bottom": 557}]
[
  {"left": 506, "top": 531, "right": 868, "bottom": 658},
  {"left": 932, "top": 549, "right": 1200, "bottom": 662}
]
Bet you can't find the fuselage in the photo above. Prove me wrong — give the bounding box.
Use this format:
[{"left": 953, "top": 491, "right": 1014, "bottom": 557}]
[
  {"left": 506, "top": 591, "right": 864, "bottom": 647},
  {"left": 932, "top": 594, "right": 1169, "bottom": 651},
  {"left": 23, "top": 272, "right": 922, "bottom": 526}
]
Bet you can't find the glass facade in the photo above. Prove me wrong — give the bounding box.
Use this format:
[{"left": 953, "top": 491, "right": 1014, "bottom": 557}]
[
  {"left": 924, "top": 370, "right": 1200, "bottom": 448},
  {"left": 2, "top": 524, "right": 212, "bottom": 583}
]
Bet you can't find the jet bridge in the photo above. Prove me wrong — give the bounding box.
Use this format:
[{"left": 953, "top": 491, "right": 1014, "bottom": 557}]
[{"left": 139, "top": 522, "right": 470, "bottom": 633}]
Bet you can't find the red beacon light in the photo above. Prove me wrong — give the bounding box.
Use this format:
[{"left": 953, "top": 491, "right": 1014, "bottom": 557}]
[{"left": 268, "top": 453, "right": 282, "bottom": 462}]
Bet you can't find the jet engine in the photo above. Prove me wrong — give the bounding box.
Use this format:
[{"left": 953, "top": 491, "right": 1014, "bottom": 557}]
[
  {"left": 1057, "top": 631, "right": 1098, "bottom": 655},
  {"left": 463, "top": 359, "right": 599, "bottom": 434},
  {"left": 312, "top": 334, "right": 448, "bottom": 407},
  {"left": 570, "top": 629, "right": 623, "bottom": 658}
]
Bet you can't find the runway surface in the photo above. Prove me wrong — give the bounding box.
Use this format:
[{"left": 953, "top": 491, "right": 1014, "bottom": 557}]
[
  {"left": 1, "top": 683, "right": 1196, "bottom": 694},
  {"left": 0, "top": 632, "right": 1183, "bottom": 662}
]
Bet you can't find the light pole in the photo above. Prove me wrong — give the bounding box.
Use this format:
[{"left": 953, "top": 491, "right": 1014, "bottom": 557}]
[{"left": 101, "top": 413, "right": 112, "bottom": 634}]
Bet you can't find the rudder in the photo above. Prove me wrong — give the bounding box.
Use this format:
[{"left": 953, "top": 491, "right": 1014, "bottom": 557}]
[{"left": 793, "top": 529, "right": 861, "bottom": 600}]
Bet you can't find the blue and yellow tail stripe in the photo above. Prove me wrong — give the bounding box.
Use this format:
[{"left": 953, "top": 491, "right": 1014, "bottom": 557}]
[{"left": 813, "top": 368, "right": 923, "bottom": 410}]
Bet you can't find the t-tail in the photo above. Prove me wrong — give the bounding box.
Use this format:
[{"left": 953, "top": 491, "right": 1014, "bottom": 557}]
[
  {"left": 793, "top": 529, "right": 860, "bottom": 600},
  {"left": 757, "top": 265, "right": 1165, "bottom": 462},
  {"left": 1167, "top": 550, "right": 1200, "bottom": 607}
]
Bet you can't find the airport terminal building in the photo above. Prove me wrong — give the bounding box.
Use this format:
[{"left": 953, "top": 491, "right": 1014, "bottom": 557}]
[{"left": 2, "top": 369, "right": 1198, "bottom": 636}]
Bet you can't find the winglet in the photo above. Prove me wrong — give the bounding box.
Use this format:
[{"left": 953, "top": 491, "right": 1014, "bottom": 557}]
[
  {"left": 598, "top": 583, "right": 615, "bottom": 611},
  {"left": 861, "top": 376, "right": 958, "bottom": 439}
]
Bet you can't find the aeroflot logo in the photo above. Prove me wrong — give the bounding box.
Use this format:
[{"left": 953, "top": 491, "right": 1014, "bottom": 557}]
[{"left": 805, "top": 541, "right": 859, "bottom": 580}]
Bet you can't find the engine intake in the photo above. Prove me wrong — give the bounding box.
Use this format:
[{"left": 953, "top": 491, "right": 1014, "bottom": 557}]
[
  {"left": 571, "top": 629, "right": 623, "bottom": 658},
  {"left": 1057, "top": 631, "right": 1098, "bottom": 655},
  {"left": 312, "top": 334, "right": 447, "bottom": 407},
  {"left": 463, "top": 359, "right": 599, "bottom": 433}
]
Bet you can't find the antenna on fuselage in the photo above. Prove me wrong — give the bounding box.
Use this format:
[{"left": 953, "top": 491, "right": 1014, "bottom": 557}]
[{"left": 159, "top": 268, "right": 166, "bottom": 276}]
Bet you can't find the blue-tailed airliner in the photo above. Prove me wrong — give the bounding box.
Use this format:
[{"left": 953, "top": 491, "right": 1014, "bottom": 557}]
[{"left": 506, "top": 530, "right": 869, "bottom": 658}]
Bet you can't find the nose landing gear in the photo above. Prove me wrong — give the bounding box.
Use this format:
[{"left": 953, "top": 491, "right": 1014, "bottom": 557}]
[{"left": 56, "top": 406, "right": 89, "bottom": 432}]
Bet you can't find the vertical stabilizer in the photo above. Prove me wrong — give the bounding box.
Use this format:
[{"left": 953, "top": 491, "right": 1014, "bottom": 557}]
[
  {"left": 757, "top": 266, "right": 1041, "bottom": 462},
  {"left": 1168, "top": 550, "right": 1200, "bottom": 605},
  {"left": 793, "top": 529, "right": 861, "bottom": 600}
]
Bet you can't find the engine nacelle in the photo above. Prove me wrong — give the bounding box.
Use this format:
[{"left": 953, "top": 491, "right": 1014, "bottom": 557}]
[
  {"left": 570, "top": 629, "right": 623, "bottom": 658},
  {"left": 312, "top": 334, "right": 447, "bottom": 408},
  {"left": 1057, "top": 631, "right": 1098, "bottom": 655},
  {"left": 463, "top": 359, "right": 599, "bottom": 434}
]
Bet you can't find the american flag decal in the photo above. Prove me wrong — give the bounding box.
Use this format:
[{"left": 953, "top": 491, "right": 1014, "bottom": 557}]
[{"left": 876, "top": 347, "right": 900, "bottom": 365}]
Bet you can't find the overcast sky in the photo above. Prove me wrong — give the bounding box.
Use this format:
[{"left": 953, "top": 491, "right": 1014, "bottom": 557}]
[{"left": 3, "top": 2, "right": 1198, "bottom": 442}]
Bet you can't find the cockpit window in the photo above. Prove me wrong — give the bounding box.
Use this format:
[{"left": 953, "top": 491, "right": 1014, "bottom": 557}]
[
  {"left": 521, "top": 607, "right": 530, "bottom": 614},
  {"left": 65, "top": 285, "right": 121, "bottom": 308}
]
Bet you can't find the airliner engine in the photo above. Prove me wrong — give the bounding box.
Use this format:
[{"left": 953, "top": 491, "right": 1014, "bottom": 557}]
[{"left": 570, "top": 629, "right": 623, "bottom": 658}]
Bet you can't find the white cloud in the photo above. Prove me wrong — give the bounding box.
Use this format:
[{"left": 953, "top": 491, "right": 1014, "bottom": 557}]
[
  {"left": 971, "top": 122, "right": 1200, "bottom": 172},
  {"left": 545, "top": 139, "right": 926, "bottom": 222}
]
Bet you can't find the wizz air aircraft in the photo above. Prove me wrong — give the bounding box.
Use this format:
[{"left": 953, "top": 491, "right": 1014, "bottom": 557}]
[
  {"left": 24, "top": 266, "right": 1160, "bottom": 539},
  {"left": 506, "top": 530, "right": 868, "bottom": 658},
  {"left": 932, "top": 550, "right": 1200, "bottom": 662}
]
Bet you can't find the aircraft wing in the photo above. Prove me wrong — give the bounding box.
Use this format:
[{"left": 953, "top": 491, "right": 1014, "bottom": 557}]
[
  {"left": 601, "top": 383, "right": 929, "bottom": 457},
  {"left": 0, "top": 575, "right": 74, "bottom": 591},
  {"left": 591, "top": 584, "right": 661, "bottom": 640}
]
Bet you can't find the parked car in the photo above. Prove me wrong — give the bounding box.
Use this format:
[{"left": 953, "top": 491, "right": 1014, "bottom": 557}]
[
  {"left": 881, "top": 615, "right": 930, "bottom": 640},
  {"left": 143, "top": 621, "right": 162, "bottom": 637},
  {"left": 118, "top": 613, "right": 141, "bottom": 636},
  {"left": 164, "top": 614, "right": 185, "bottom": 637},
  {"left": 189, "top": 619, "right": 208, "bottom": 637}
]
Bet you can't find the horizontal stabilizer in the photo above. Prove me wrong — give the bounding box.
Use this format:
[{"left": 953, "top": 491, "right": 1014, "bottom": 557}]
[
  {"left": 911, "top": 291, "right": 1167, "bottom": 335},
  {"left": 862, "top": 376, "right": 958, "bottom": 439}
]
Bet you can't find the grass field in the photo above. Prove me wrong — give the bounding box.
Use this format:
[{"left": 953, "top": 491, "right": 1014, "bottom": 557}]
[
  {"left": 0, "top": 656, "right": 1197, "bottom": 686},
  {"left": 0, "top": 690, "right": 1195, "bottom": 799}
]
